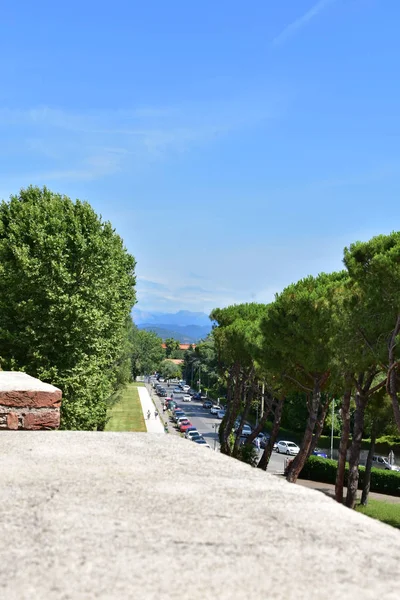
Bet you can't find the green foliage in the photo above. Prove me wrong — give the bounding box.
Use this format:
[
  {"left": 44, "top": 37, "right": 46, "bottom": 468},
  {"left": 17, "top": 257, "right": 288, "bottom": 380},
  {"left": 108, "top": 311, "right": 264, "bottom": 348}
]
[
  {"left": 299, "top": 456, "right": 400, "bottom": 497},
  {"left": 0, "top": 186, "right": 136, "bottom": 429},
  {"left": 131, "top": 327, "right": 164, "bottom": 377},
  {"left": 158, "top": 359, "right": 181, "bottom": 380},
  {"left": 280, "top": 392, "right": 309, "bottom": 431},
  {"left": 237, "top": 443, "right": 259, "bottom": 467},
  {"left": 164, "top": 338, "right": 180, "bottom": 358}
]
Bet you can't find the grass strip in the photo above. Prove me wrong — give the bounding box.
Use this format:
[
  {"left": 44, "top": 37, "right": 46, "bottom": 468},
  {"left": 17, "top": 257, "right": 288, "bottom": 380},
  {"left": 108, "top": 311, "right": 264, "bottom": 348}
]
[
  {"left": 105, "top": 382, "right": 146, "bottom": 432},
  {"left": 356, "top": 499, "right": 400, "bottom": 529}
]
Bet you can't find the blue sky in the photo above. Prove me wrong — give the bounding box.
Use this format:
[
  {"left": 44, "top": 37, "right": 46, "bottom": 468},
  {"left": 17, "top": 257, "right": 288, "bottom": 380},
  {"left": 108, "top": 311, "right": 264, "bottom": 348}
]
[{"left": 1, "top": 0, "right": 399, "bottom": 314}]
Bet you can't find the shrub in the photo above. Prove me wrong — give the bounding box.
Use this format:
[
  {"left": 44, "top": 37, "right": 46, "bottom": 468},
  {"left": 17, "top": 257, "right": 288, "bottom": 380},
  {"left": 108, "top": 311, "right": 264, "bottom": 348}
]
[{"left": 299, "top": 456, "right": 400, "bottom": 497}]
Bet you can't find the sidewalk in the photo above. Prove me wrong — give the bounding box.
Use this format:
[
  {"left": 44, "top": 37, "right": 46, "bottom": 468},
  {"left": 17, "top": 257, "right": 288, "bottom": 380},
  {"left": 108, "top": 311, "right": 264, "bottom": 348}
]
[
  {"left": 296, "top": 478, "right": 400, "bottom": 504},
  {"left": 145, "top": 383, "right": 181, "bottom": 437},
  {"left": 137, "top": 386, "right": 165, "bottom": 433}
]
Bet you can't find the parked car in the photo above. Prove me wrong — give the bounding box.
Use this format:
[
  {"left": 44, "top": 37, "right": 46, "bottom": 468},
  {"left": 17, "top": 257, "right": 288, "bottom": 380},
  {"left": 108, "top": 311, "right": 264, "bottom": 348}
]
[
  {"left": 259, "top": 434, "right": 270, "bottom": 449},
  {"left": 182, "top": 385, "right": 190, "bottom": 392},
  {"left": 210, "top": 405, "right": 221, "bottom": 415},
  {"left": 173, "top": 387, "right": 182, "bottom": 394},
  {"left": 217, "top": 410, "right": 226, "bottom": 419},
  {"left": 158, "top": 377, "right": 165, "bottom": 383},
  {"left": 275, "top": 441, "right": 300, "bottom": 455},
  {"left": 172, "top": 412, "right": 185, "bottom": 422},
  {"left": 182, "top": 395, "right": 191, "bottom": 402},
  {"left": 188, "top": 388, "right": 196, "bottom": 396},
  {"left": 203, "top": 400, "right": 213, "bottom": 409},
  {"left": 236, "top": 435, "right": 255, "bottom": 447},
  {"left": 180, "top": 421, "right": 194, "bottom": 433},
  {"left": 176, "top": 417, "right": 190, "bottom": 428},
  {"left": 166, "top": 400, "right": 177, "bottom": 410},
  {"left": 372, "top": 455, "right": 400, "bottom": 471},
  {"left": 185, "top": 428, "right": 198, "bottom": 438},
  {"left": 235, "top": 424, "right": 253, "bottom": 437},
  {"left": 194, "top": 439, "right": 211, "bottom": 448},
  {"left": 186, "top": 431, "right": 201, "bottom": 441},
  {"left": 313, "top": 448, "right": 328, "bottom": 458}
]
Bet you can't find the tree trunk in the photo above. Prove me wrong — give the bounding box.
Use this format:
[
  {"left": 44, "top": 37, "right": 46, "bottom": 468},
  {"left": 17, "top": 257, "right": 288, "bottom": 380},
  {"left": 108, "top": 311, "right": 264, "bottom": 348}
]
[
  {"left": 387, "top": 315, "right": 400, "bottom": 431},
  {"left": 361, "top": 428, "right": 376, "bottom": 506},
  {"left": 233, "top": 380, "right": 255, "bottom": 457},
  {"left": 335, "top": 379, "right": 352, "bottom": 504},
  {"left": 307, "top": 394, "right": 331, "bottom": 459},
  {"left": 345, "top": 390, "right": 367, "bottom": 509},
  {"left": 258, "top": 396, "right": 284, "bottom": 470},
  {"left": 286, "top": 377, "right": 322, "bottom": 483},
  {"left": 220, "top": 364, "right": 240, "bottom": 455}
]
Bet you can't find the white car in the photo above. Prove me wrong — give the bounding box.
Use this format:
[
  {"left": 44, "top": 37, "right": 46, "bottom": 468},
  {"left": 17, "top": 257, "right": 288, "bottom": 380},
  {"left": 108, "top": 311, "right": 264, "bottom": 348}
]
[
  {"left": 182, "top": 384, "right": 190, "bottom": 392},
  {"left": 158, "top": 377, "right": 165, "bottom": 382},
  {"left": 210, "top": 405, "right": 221, "bottom": 415},
  {"left": 182, "top": 394, "right": 191, "bottom": 402},
  {"left": 275, "top": 441, "right": 300, "bottom": 455}
]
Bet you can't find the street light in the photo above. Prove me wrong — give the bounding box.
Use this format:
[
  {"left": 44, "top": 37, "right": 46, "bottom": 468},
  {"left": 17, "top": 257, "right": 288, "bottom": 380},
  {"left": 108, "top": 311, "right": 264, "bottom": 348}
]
[{"left": 212, "top": 422, "right": 219, "bottom": 451}]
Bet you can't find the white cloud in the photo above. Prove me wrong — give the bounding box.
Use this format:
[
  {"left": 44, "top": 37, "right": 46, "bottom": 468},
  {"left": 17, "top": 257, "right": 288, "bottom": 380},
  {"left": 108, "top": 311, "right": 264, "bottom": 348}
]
[
  {"left": 0, "top": 98, "right": 278, "bottom": 183},
  {"left": 273, "top": 0, "right": 337, "bottom": 46}
]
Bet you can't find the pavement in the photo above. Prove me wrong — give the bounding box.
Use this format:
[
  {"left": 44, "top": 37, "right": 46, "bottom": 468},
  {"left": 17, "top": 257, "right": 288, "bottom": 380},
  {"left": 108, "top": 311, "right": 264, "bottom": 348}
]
[
  {"left": 137, "top": 385, "right": 165, "bottom": 433},
  {"left": 296, "top": 477, "right": 400, "bottom": 504},
  {"left": 1, "top": 431, "right": 400, "bottom": 600}
]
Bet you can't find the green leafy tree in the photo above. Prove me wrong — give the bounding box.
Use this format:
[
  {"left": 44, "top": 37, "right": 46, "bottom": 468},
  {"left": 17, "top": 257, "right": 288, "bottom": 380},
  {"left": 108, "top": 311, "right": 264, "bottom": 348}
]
[
  {"left": 158, "top": 359, "right": 181, "bottom": 380},
  {"left": 131, "top": 327, "right": 164, "bottom": 378},
  {"left": 344, "top": 233, "right": 400, "bottom": 431},
  {"left": 260, "top": 274, "right": 341, "bottom": 482},
  {"left": 0, "top": 186, "right": 136, "bottom": 429},
  {"left": 164, "top": 338, "right": 180, "bottom": 358}
]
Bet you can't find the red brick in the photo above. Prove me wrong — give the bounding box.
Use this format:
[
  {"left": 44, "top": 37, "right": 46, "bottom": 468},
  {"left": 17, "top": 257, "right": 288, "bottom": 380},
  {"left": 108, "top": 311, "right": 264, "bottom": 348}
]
[
  {"left": 0, "top": 390, "right": 62, "bottom": 409},
  {"left": 23, "top": 410, "right": 60, "bottom": 430},
  {"left": 6, "top": 412, "right": 19, "bottom": 430}
]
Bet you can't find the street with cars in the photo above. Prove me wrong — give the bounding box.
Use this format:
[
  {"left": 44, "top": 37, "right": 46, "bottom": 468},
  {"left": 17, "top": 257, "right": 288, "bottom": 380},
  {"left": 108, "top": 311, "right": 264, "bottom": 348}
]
[{"left": 147, "top": 376, "right": 299, "bottom": 473}]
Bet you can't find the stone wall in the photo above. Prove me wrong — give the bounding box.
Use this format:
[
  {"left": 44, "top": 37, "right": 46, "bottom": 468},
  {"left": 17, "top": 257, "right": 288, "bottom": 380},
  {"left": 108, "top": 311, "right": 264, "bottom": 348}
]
[{"left": 0, "top": 371, "right": 61, "bottom": 430}]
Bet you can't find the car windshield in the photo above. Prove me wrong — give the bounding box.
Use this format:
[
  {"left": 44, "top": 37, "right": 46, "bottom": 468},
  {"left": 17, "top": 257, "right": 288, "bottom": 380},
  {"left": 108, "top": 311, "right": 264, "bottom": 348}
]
[{"left": 287, "top": 443, "right": 297, "bottom": 447}]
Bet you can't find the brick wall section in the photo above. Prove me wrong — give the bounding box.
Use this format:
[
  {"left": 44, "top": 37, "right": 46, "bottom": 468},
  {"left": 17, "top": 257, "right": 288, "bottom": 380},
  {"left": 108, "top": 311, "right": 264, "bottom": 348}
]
[{"left": 0, "top": 372, "right": 62, "bottom": 430}]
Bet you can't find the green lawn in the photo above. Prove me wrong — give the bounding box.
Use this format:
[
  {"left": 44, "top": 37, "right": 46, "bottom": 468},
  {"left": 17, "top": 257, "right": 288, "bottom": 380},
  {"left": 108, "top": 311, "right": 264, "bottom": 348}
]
[
  {"left": 356, "top": 499, "right": 400, "bottom": 529},
  {"left": 105, "top": 382, "right": 146, "bottom": 432}
]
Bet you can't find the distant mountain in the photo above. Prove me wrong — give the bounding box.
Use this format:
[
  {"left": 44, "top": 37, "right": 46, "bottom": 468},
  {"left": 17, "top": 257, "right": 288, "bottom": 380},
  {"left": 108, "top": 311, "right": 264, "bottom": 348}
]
[
  {"left": 132, "top": 310, "right": 212, "bottom": 343},
  {"left": 132, "top": 309, "right": 211, "bottom": 328},
  {"left": 140, "top": 324, "right": 211, "bottom": 343}
]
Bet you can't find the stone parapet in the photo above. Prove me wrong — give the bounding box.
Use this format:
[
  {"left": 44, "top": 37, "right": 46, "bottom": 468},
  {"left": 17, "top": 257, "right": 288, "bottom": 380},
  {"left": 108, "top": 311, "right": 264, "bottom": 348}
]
[{"left": 0, "top": 371, "right": 61, "bottom": 430}]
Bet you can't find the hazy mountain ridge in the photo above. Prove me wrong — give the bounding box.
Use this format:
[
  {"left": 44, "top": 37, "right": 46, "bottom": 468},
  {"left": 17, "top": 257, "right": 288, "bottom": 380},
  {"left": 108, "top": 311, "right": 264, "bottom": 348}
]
[
  {"left": 132, "top": 309, "right": 211, "bottom": 327},
  {"left": 132, "top": 310, "right": 212, "bottom": 342}
]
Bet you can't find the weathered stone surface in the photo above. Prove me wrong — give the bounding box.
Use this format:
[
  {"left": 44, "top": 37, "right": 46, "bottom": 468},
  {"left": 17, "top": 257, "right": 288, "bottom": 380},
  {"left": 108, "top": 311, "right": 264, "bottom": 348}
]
[
  {"left": 0, "top": 432, "right": 399, "bottom": 600},
  {"left": 23, "top": 411, "right": 60, "bottom": 430},
  {"left": 6, "top": 411, "right": 19, "bottom": 429}
]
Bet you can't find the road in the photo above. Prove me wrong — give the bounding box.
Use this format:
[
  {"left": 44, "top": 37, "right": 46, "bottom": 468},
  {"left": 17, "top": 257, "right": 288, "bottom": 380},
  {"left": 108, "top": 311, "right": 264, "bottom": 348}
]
[{"left": 149, "top": 379, "right": 289, "bottom": 474}]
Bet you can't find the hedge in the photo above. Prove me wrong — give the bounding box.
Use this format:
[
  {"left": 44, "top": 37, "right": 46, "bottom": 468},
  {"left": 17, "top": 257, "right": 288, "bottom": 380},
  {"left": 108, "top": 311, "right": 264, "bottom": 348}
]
[{"left": 298, "top": 456, "right": 400, "bottom": 497}]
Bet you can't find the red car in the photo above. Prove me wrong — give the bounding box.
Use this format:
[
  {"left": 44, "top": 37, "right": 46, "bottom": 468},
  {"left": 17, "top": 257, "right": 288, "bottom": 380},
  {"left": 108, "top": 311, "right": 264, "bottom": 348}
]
[{"left": 179, "top": 421, "right": 193, "bottom": 432}]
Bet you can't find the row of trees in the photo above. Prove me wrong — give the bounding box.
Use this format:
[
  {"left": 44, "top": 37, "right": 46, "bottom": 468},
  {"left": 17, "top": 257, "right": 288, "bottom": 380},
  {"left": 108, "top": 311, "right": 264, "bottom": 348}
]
[{"left": 191, "top": 232, "right": 400, "bottom": 509}]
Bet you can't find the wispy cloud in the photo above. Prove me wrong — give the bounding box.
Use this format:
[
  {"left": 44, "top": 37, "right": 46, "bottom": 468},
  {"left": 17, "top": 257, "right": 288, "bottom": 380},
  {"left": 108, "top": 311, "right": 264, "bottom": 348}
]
[
  {"left": 0, "top": 98, "right": 278, "bottom": 183},
  {"left": 273, "top": 0, "right": 337, "bottom": 46}
]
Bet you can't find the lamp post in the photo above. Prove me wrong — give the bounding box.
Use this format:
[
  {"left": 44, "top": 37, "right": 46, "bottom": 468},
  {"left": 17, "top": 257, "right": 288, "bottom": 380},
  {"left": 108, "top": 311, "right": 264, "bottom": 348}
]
[{"left": 212, "top": 422, "right": 218, "bottom": 451}]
